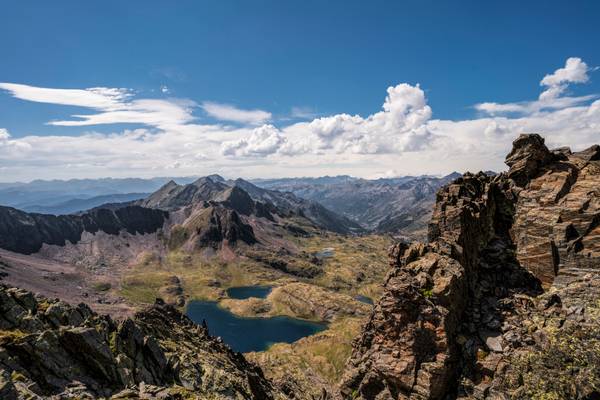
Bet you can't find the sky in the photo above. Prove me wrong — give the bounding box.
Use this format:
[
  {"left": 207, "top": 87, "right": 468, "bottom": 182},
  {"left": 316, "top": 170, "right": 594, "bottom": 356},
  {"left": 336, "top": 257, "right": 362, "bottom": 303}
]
[{"left": 1, "top": 0, "right": 600, "bottom": 182}]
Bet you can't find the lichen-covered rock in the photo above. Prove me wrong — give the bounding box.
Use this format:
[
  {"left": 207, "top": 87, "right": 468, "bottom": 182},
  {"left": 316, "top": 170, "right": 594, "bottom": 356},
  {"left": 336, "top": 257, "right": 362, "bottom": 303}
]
[{"left": 0, "top": 285, "right": 282, "bottom": 399}]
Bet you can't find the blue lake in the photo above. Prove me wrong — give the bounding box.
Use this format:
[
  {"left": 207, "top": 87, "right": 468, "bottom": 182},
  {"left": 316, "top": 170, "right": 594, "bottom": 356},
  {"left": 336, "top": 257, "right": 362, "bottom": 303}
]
[
  {"left": 226, "top": 285, "right": 272, "bottom": 299},
  {"left": 186, "top": 300, "right": 327, "bottom": 352}
]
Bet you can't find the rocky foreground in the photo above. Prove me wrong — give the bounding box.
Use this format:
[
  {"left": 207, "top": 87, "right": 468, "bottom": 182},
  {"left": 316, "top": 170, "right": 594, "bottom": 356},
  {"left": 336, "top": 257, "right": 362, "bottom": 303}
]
[
  {"left": 340, "top": 134, "right": 600, "bottom": 399},
  {"left": 0, "top": 286, "right": 281, "bottom": 399}
]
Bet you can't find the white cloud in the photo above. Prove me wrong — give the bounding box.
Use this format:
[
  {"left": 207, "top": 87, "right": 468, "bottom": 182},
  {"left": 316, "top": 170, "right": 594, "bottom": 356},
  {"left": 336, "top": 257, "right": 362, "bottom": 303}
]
[
  {"left": 221, "top": 124, "right": 285, "bottom": 156},
  {"left": 540, "top": 57, "right": 589, "bottom": 92},
  {"left": 201, "top": 101, "right": 271, "bottom": 124},
  {"left": 0, "top": 128, "right": 31, "bottom": 151},
  {"left": 475, "top": 57, "right": 595, "bottom": 115},
  {"left": 49, "top": 99, "right": 197, "bottom": 128},
  {"left": 276, "top": 83, "right": 433, "bottom": 155},
  {"left": 160, "top": 85, "right": 170, "bottom": 94},
  {"left": 1, "top": 57, "right": 599, "bottom": 181},
  {"left": 0, "top": 83, "right": 195, "bottom": 130},
  {"left": 0, "top": 83, "right": 132, "bottom": 109}
]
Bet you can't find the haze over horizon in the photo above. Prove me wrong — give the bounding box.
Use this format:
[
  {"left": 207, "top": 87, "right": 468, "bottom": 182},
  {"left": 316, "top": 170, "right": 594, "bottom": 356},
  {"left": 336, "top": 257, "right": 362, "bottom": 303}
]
[{"left": 1, "top": 1, "right": 599, "bottom": 181}]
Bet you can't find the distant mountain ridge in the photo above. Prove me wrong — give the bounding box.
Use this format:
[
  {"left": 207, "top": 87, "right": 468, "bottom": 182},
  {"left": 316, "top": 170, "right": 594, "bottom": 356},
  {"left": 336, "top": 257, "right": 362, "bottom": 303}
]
[
  {"left": 0, "top": 176, "right": 199, "bottom": 209},
  {"left": 252, "top": 172, "right": 464, "bottom": 239},
  {"left": 0, "top": 173, "right": 478, "bottom": 238},
  {"left": 138, "top": 175, "right": 363, "bottom": 235},
  {"left": 22, "top": 193, "right": 150, "bottom": 215}
]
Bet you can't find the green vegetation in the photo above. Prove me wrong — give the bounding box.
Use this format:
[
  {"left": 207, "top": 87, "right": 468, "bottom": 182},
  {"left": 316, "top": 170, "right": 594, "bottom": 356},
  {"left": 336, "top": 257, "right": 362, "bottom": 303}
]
[
  {"left": 10, "top": 370, "right": 27, "bottom": 382},
  {"left": 119, "top": 250, "right": 287, "bottom": 305},
  {"left": 0, "top": 328, "right": 28, "bottom": 345},
  {"left": 167, "top": 224, "right": 189, "bottom": 250},
  {"left": 507, "top": 310, "right": 600, "bottom": 399},
  {"left": 92, "top": 281, "right": 112, "bottom": 292},
  {"left": 247, "top": 317, "right": 364, "bottom": 395},
  {"left": 113, "top": 233, "right": 390, "bottom": 396},
  {"left": 293, "top": 233, "right": 391, "bottom": 299},
  {"left": 119, "top": 233, "right": 391, "bottom": 308}
]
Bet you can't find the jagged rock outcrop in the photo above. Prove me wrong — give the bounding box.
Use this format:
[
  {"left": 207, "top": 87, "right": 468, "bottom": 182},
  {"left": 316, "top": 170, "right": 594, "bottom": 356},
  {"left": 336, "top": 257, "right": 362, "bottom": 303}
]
[
  {"left": 0, "top": 285, "right": 280, "bottom": 399},
  {"left": 340, "top": 134, "right": 600, "bottom": 399},
  {"left": 194, "top": 206, "right": 257, "bottom": 248},
  {"left": 510, "top": 136, "right": 600, "bottom": 287},
  {"left": 0, "top": 205, "right": 167, "bottom": 254}
]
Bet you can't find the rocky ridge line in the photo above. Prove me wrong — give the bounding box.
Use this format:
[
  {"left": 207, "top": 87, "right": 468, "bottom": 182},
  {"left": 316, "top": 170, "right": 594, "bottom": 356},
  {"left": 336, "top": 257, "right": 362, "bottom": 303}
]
[{"left": 340, "top": 134, "right": 600, "bottom": 399}]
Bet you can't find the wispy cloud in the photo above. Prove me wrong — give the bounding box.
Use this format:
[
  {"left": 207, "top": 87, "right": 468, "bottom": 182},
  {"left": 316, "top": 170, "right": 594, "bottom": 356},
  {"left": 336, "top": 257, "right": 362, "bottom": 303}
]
[
  {"left": 1, "top": 57, "right": 599, "bottom": 181},
  {"left": 0, "top": 83, "right": 132, "bottom": 109},
  {"left": 290, "top": 106, "right": 318, "bottom": 119},
  {"left": 0, "top": 83, "right": 196, "bottom": 129},
  {"left": 201, "top": 101, "right": 272, "bottom": 124}
]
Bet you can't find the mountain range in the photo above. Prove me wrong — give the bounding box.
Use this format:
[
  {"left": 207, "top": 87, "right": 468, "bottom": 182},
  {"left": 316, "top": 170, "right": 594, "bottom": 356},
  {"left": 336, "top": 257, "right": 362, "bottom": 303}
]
[
  {"left": 253, "top": 172, "right": 463, "bottom": 238},
  {"left": 0, "top": 134, "right": 597, "bottom": 399},
  {"left": 0, "top": 172, "right": 471, "bottom": 238}
]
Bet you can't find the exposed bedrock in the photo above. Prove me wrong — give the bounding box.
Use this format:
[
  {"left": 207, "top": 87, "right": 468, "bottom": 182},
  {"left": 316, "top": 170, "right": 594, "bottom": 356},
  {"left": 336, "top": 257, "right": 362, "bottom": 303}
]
[
  {"left": 340, "top": 134, "right": 600, "bottom": 399},
  {"left": 0, "top": 285, "right": 279, "bottom": 399}
]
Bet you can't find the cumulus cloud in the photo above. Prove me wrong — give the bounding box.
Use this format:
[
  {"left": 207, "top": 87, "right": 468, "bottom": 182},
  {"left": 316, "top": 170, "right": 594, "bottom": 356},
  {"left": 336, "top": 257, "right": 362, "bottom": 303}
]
[
  {"left": 277, "top": 83, "right": 433, "bottom": 156},
  {"left": 201, "top": 102, "right": 271, "bottom": 124},
  {"left": 475, "top": 57, "right": 595, "bottom": 115},
  {"left": 541, "top": 58, "right": 590, "bottom": 86},
  {"left": 221, "top": 124, "right": 285, "bottom": 156},
  {"left": 0, "top": 128, "right": 9, "bottom": 141},
  {"left": 0, "top": 128, "right": 31, "bottom": 151},
  {"left": 1, "top": 57, "right": 599, "bottom": 181}
]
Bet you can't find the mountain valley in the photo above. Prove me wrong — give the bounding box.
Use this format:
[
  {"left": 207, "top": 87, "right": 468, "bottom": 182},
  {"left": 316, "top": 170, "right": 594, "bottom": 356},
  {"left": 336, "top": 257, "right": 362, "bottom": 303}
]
[{"left": 0, "top": 134, "right": 598, "bottom": 399}]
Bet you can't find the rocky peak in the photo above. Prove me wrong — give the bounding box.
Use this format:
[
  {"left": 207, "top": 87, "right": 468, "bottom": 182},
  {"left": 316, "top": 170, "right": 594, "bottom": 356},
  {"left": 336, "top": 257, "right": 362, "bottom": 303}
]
[
  {"left": 341, "top": 134, "right": 600, "bottom": 399},
  {"left": 216, "top": 185, "right": 257, "bottom": 216},
  {"left": 195, "top": 206, "right": 257, "bottom": 248},
  {"left": 205, "top": 174, "right": 226, "bottom": 182},
  {"left": 505, "top": 133, "right": 554, "bottom": 187}
]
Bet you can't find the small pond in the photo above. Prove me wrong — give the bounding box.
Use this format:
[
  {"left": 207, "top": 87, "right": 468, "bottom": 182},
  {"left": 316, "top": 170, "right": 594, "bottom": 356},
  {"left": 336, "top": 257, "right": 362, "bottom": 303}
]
[
  {"left": 186, "top": 300, "right": 327, "bottom": 352},
  {"left": 355, "top": 295, "right": 374, "bottom": 305},
  {"left": 226, "top": 285, "right": 272, "bottom": 299},
  {"left": 315, "top": 247, "right": 335, "bottom": 258}
]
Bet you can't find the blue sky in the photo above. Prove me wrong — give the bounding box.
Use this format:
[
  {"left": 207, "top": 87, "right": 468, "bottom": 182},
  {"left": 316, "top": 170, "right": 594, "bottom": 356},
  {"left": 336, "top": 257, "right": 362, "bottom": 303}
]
[{"left": 0, "top": 1, "right": 599, "bottom": 181}]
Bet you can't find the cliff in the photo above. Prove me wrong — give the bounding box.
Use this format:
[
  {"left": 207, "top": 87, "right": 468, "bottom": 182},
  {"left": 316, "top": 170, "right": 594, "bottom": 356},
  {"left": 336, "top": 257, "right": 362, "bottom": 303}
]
[
  {"left": 340, "top": 134, "right": 600, "bottom": 399},
  {"left": 0, "top": 205, "right": 167, "bottom": 254}
]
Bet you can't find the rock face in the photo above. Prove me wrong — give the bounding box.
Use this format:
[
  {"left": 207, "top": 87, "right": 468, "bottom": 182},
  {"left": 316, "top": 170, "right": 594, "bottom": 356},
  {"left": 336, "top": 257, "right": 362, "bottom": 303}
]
[
  {"left": 0, "top": 205, "right": 167, "bottom": 254},
  {"left": 510, "top": 136, "right": 600, "bottom": 287},
  {"left": 194, "top": 206, "right": 257, "bottom": 247},
  {"left": 0, "top": 285, "right": 279, "bottom": 399},
  {"left": 340, "top": 134, "right": 600, "bottom": 399}
]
